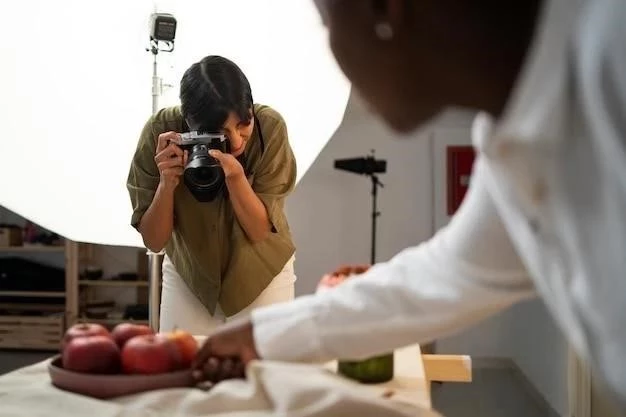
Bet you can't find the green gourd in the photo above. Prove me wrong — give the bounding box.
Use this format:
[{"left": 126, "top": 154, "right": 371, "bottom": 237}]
[{"left": 338, "top": 352, "right": 394, "bottom": 384}]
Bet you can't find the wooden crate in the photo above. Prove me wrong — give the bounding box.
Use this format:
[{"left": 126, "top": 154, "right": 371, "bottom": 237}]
[
  {"left": 0, "top": 226, "right": 23, "bottom": 247},
  {"left": 0, "top": 315, "right": 64, "bottom": 350}
]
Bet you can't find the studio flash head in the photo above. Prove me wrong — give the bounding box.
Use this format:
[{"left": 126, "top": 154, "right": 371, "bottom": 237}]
[{"left": 149, "top": 13, "right": 177, "bottom": 43}]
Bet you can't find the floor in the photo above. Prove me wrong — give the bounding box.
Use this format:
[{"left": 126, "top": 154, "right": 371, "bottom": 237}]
[
  {"left": 431, "top": 368, "right": 556, "bottom": 417},
  {"left": 0, "top": 350, "right": 556, "bottom": 417},
  {"left": 0, "top": 349, "right": 53, "bottom": 375}
]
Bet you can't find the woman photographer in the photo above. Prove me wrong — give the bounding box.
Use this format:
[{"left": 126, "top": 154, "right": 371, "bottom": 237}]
[{"left": 126, "top": 55, "right": 297, "bottom": 335}]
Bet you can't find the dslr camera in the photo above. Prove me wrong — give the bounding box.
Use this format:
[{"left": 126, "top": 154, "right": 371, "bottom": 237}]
[{"left": 178, "top": 131, "right": 230, "bottom": 202}]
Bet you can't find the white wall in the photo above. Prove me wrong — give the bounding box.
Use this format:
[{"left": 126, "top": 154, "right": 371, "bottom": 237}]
[
  {"left": 285, "top": 92, "right": 437, "bottom": 294},
  {"left": 286, "top": 91, "right": 569, "bottom": 415}
]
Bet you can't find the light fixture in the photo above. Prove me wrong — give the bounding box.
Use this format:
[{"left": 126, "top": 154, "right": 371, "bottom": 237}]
[{"left": 334, "top": 151, "right": 387, "bottom": 264}]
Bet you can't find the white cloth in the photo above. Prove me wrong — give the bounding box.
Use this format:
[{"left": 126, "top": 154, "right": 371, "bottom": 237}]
[
  {"left": 0, "top": 358, "right": 439, "bottom": 417},
  {"left": 253, "top": 0, "right": 626, "bottom": 407},
  {"left": 160, "top": 255, "right": 295, "bottom": 335}
]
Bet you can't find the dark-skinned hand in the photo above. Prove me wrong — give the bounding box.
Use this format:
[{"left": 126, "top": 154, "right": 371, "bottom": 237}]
[{"left": 191, "top": 319, "right": 260, "bottom": 383}]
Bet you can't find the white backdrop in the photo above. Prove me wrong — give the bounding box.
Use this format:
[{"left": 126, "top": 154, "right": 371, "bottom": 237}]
[{"left": 0, "top": 0, "right": 350, "bottom": 247}]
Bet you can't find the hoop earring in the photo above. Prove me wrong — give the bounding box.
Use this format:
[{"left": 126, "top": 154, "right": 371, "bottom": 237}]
[{"left": 374, "top": 22, "right": 394, "bottom": 40}]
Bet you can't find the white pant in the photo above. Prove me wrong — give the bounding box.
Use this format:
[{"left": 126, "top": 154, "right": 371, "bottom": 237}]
[{"left": 159, "top": 254, "right": 296, "bottom": 335}]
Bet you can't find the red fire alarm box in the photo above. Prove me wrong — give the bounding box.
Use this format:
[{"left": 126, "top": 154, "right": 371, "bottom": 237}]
[{"left": 446, "top": 146, "right": 476, "bottom": 215}]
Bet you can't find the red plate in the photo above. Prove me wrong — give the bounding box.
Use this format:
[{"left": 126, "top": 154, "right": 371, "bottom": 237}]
[{"left": 47, "top": 355, "right": 196, "bottom": 399}]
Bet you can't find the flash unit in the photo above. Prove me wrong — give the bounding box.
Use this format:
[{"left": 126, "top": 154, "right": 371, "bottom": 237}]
[{"left": 150, "top": 13, "right": 177, "bottom": 43}]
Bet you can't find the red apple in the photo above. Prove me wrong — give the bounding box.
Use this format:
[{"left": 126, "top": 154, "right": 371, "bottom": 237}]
[
  {"left": 62, "top": 335, "right": 121, "bottom": 374},
  {"left": 61, "top": 323, "right": 111, "bottom": 352},
  {"left": 166, "top": 329, "right": 198, "bottom": 368},
  {"left": 111, "top": 323, "right": 154, "bottom": 348},
  {"left": 121, "top": 334, "right": 180, "bottom": 375}
]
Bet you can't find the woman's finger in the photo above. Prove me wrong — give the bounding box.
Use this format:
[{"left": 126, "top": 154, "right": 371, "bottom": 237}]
[
  {"left": 157, "top": 159, "right": 184, "bottom": 171},
  {"left": 156, "top": 132, "right": 180, "bottom": 154},
  {"left": 155, "top": 142, "right": 183, "bottom": 163}
]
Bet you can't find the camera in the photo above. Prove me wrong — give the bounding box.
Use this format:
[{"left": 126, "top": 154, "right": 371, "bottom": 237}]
[{"left": 178, "top": 131, "right": 230, "bottom": 202}]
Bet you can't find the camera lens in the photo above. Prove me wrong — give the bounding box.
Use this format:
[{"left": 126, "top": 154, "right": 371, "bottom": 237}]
[
  {"left": 187, "top": 166, "right": 219, "bottom": 187},
  {"left": 196, "top": 167, "right": 212, "bottom": 181},
  {"left": 183, "top": 144, "right": 224, "bottom": 191}
]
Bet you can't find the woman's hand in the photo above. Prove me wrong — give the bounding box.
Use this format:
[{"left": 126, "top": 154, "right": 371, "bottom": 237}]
[
  {"left": 209, "top": 150, "right": 244, "bottom": 179},
  {"left": 154, "top": 131, "right": 188, "bottom": 191}
]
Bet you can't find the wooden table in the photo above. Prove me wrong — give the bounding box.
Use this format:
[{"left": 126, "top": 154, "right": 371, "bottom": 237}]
[
  {"left": 324, "top": 344, "right": 432, "bottom": 409},
  {"left": 322, "top": 345, "right": 472, "bottom": 410},
  {"left": 192, "top": 336, "right": 432, "bottom": 408},
  {"left": 0, "top": 339, "right": 470, "bottom": 416},
  {"left": 193, "top": 336, "right": 471, "bottom": 411}
]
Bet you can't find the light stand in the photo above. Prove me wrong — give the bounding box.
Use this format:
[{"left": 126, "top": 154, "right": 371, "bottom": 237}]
[
  {"left": 145, "top": 12, "right": 176, "bottom": 332},
  {"left": 334, "top": 150, "right": 387, "bottom": 265},
  {"left": 369, "top": 173, "right": 384, "bottom": 265}
]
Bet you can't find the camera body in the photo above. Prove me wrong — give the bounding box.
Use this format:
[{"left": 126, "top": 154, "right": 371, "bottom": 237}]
[
  {"left": 179, "top": 131, "right": 228, "bottom": 151},
  {"left": 178, "top": 132, "right": 230, "bottom": 202}
]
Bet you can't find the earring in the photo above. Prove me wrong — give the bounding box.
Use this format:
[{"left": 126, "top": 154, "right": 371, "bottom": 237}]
[{"left": 374, "top": 21, "right": 394, "bottom": 40}]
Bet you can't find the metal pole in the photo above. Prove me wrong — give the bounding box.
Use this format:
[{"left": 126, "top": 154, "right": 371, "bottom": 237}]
[
  {"left": 369, "top": 150, "right": 383, "bottom": 266},
  {"left": 147, "top": 49, "right": 164, "bottom": 332},
  {"left": 370, "top": 175, "right": 378, "bottom": 265},
  {"left": 147, "top": 250, "right": 162, "bottom": 331},
  {"left": 152, "top": 53, "right": 160, "bottom": 115}
]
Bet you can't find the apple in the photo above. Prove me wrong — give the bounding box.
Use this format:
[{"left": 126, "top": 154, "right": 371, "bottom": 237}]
[
  {"left": 166, "top": 329, "right": 198, "bottom": 368},
  {"left": 121, "top": 333, "right": 180, "bottom": 375},
  {"left": 111, "top": 323, "right": 154, "bottom": 348},
  {"left": 61, "top": 323, "right": 111, "bottom": 352},
  {"left": 62, "top": 335, "right": 121, "bottom": 374}
]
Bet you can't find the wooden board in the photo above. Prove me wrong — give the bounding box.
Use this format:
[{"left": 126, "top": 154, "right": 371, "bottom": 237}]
[{"left": 422, "top": 354, "right": 472, "bottom": 383}]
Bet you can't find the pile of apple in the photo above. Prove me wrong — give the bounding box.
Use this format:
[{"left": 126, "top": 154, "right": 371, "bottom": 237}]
[{"left": 60, "top": 322, "right": 198, "bottom": 375}]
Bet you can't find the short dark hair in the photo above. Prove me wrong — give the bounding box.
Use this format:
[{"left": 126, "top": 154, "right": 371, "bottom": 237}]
[{"left": 180, "top": 55, "right": 253, "bottom": 132}]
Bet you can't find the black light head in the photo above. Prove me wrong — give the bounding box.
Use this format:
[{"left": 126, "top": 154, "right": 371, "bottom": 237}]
[{"left": 334, "top": 156, "right": 387, "bottom": 176}]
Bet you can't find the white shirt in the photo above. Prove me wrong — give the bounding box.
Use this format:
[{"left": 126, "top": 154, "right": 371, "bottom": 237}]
[{"left": 252, "top": 0, "right": 626, "bottom": 405}]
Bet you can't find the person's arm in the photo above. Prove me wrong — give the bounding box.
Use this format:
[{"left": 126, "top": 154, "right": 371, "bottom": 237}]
[
  {"left": 250, "top": 156, "right": 536, "bottom": 363},
  {"left": 127, "top": 118, "right": 185, "bottom": 252},
  {"left": 224, "top": 173, "right": 272, "bottom": 243},
  {"left": 213, "top": 113, "right": 296, "bottom": 243},
  {"left": 136, "top": 181, "right": 176, "bottom": 252}
]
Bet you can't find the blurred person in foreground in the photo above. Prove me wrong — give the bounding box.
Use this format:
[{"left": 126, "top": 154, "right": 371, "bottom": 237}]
[{"left": 192, "top": 0, "right": 626, "bottom": 408}]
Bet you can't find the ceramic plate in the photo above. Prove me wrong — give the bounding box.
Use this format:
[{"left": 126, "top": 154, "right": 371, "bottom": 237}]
[{"left": 48, "top": 355, "right": 196, "bottom": 399}]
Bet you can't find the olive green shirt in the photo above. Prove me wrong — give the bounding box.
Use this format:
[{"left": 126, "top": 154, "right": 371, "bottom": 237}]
[{"left": 126, "top": 104, "right": 296, "bottom": 316}]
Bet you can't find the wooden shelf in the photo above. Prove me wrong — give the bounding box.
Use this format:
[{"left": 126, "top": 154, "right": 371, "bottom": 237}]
[
  {"left": 0, "top": 291, "right": 65, "bottom": 298},
  {"left": 0, "top": 245, "right": 65, "bottom": 253},
  {"left": 77, "top": 317, "right": 149, "bottom": 326},
  {"left": 0, "top": 302, "right": 65, "bottom": 313},
  {"left": 0, "top": 232, "right": 148, "bottom": 350},
  {"left": 0, "top": 314, "right": 64, "bottom": 351},
  {"left": 79, "top": 280, "right": 148, "bottom": 287},
  {"left": 0, "top": 210, "right": 77, "bottom": 351}
]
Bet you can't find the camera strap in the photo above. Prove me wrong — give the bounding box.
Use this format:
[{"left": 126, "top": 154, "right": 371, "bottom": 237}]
[{"left": 254, "top": 108, "right": 265, "bottom": 155}]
